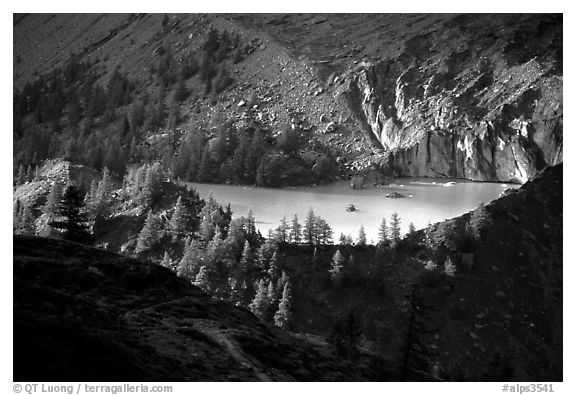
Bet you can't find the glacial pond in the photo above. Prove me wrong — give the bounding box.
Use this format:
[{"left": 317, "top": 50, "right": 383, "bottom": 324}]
[{"left": 186, "top": 179, "right": 519, "bottom": 243}]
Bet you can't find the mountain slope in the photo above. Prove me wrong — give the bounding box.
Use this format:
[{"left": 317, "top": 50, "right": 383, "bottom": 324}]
[
  {"left": 13, "top": 235, "right": 388, "bottom": 381},
  {"left": 13, "top": 13, "right": 562, "bottom": 183},
  {"left": 271, "top": 164, "right": 562, "bottom": 380}
]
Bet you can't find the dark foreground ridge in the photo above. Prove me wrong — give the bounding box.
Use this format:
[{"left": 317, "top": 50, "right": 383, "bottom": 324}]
[{"left": 13, "top": 236, "right": 388, "bottom": 381}]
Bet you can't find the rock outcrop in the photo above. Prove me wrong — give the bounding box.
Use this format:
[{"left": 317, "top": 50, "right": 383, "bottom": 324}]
[{"left": 346, "top": 15, "right": 562, "bottom": 182}]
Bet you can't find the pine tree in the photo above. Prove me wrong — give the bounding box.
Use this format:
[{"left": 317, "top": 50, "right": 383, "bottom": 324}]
[
  {"left": 329, "top": 249, "right": 346, "bottom": 286},
  {"left": 467, "top": 203, "right": 491, "bottom": 240},
  {"left": 339, "top": 232, "right": 347, "bottom": 245},
  {"left": 168, "top": 196, "right": 185, "bottom": 240},
  {"left": 194, "top": 265, "right": 210, "bottom": 291},
  {"left": 239, "top": 240, "right": 254, "bottom": 273},
  {"left": 277, "top": 271, "right": 289, "bottom": 293},
  {"left": 177, "top": 238, "right": 203, "bottom": 281},
  {"left": 357, "top": 225, "right": 367, "bottom": 246},
  {"left": 275, "top": 216, "right": 289, "bottom": 243},
  {"left": 135, "top": 210, "right": 160, "bottom": 254},
  {"left": 444, "top": 256, "right": 456, "bottom": 277},
  {"left": 43, "top": 182, "right": 63, "bottom": 216},
  {"left": 256, "top": 238, "right": 277, "bottom": 272},
  {"left": 267, "top": 251, "right": 279, "bottom": 279},
  {"left": 17, "top": 203, "right": 36, "bottom": 236},
  {"left": 249, "top": 279, "right": 269, "bottom": 320},
  {"left": 378, "top": 218, "right": 388, "bottom": 245},
  {"left": 315, "top": 217, "right": 333, "bottom": 245},
  {"left": 390, "top": 212, "right": 402, "bottom": 247},
  {"left": 303, "top": 208, "right": 316, "bottom": 244},
  {"left": 138, "top": 162, "right": 165, "bottom": 209},
  {"left": 161, "top": 251, "right": 173, "bottom": 270},
  {"left": 408, "top": 222, "right": 416, "bottom": 235},
  {"left": 246, "top": 210, "right": 257, "bottom": 237},
  {"left": 34, "top": 165, "right": 41, "bottom": 182},
  {"left": 49, "top": 184, "right": 91, "bottom": 244},
  {"left": 17, "top": 163, "right": 26, "bottom": 186},
  {"left": 274, "top": 281, "right": 292, "bottom": 329},
  {"left": 267, "top": 280, "right": 277, "bottom": 306},
  {"left": 26, "top": 164, "right": 34, "bottom": 183},
  {"left": 290, "top": 214, "right": 302, "bottom": 244}
]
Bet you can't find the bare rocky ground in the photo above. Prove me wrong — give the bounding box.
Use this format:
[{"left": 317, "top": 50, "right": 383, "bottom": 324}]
[{"left": 13, "top": 13, "right": 562, "bottom": 182}]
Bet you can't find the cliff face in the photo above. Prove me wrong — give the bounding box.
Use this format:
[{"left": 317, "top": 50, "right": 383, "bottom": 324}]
[
  {"left": 14, "top": 14, "right": 562, "bottom": 184},
  {"left": 346, "top": 14, "right": 562, "bottom": 182}
]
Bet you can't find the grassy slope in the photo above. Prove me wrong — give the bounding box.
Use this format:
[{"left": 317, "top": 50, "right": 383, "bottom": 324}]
[{"left": 13, "top": 236, "right": 388, "bottom": 381}]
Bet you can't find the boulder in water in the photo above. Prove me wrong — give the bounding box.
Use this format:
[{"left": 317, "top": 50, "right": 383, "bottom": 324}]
[{"left": 386, "top": 191, "right": 405, "bottom": 199}]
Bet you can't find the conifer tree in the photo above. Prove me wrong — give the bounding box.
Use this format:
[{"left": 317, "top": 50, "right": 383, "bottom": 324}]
[
  {"left": 17, "top": 163, "right": 26, "bottom": 186},
  {"left": 135, "top": 210, "right": 160, "bottom": 254},
  {"left": 339, "top": 232, "right": 347, "bottom": 245},
  {"left": 275, "top": 216, "right": 289, "bottom": 243},
  {"left": 194, "top": 266, "right": 210, "bottom": 292},
  {"left": 256, "top": 238, "right": 276, "bottom": 272},
  {"left": 17, "top": 203, "right": 36, "bottom": 236},
  {"left": 197, "top": 145, "right": 212, "bottom": 183},
  {"left": 267, "top": 280, "right": 277, "bottom": 305},
  {"left": 267, "top": 251, "right": 279, "bottom": 279},
  {"left": 49, "top": 184, "right": 91, "bottom": 244},
  {"left": 444, "top": 256, "right": 456, "bottom": 277},
  {"left": 357, "top": 225, "right": 367, "bottom": 246},
  {"left": 43, "top": 182, "right": 63, "bottom": 216},
  {"left": 13, "top": 200, "right": 21, "bottom": 233},
  {"left": 303, "top": 208, "right": 316, "bottom": 244},
  {"left": 277, "top": 270, "right": 289, "bottom": 293},
  {"left": 408, "top": 222, "right": 416, "bottom": 235},
  {"left": 274, "top": 281, "right": 292, "bottom": 329},
  {"left": 249, "top": 279, "right": 269, "bottom": 320},
  {"left": 390, "top": 212, "right": 402, "bottom": 247},
  {"left": 378, "top": 218, "right": 388, "bottom": 245},
  {"left": 240, "top": 240, "right": 254, "bottom": 273},
  {"left": 246, "top": 210, "right": 257, "bottom": 237},
  {"left": 84, "top": 179, "right": 99, "bottom": 219},
  {"left": 168, "top": 196, "right": 185, "bottom": 241},
  {"left": 161, "top": 251, "right": 173, "bottom": 270},
  {"left": 329, "top": 249, "right": 346, "bottom": 286},
  {"left": 177, "top": 238, "right": 203, "bottom": 281},
  {"left": 290, "top": 214, "right": 302, "bottom": 244},
  {"left": 467, "top": 203, "right": 491, "bottom": 240},
  {"left": 34, "top": 165, "right": 41, "bottom": 182},
  {"left": 26, "top": 164, "right": 33, "bottom": 183}
]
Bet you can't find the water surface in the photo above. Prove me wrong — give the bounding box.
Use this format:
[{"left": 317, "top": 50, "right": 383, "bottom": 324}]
[{"left": 186, "top": 179, "right": 518, "bottom": 243}]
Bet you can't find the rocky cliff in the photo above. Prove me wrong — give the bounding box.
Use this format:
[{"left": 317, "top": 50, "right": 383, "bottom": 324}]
[
  {"left": 345, "top": 15, "right": 562, "bottom": 183},
  {"left": 13, "top": 14, "right": 562, "bottom": 183}
]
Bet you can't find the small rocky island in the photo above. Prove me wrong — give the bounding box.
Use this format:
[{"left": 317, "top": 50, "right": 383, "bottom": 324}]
[{"left": 386, "top": 191, "right": 405, "bottom": 199}]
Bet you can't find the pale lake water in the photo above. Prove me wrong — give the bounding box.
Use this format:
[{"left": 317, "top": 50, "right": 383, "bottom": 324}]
[{"left": 186, "top": 179, "right": 519, "bottom": 243}]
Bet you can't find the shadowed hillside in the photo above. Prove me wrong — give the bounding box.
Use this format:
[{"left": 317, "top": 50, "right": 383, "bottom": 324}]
[{"left": 13, "top": 236, "right": 388, "bottom": 381}]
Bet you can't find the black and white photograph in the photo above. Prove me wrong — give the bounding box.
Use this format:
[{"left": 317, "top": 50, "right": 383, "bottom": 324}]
[{"left": 11, "top": 6, "right": 565, "bottom": 387}]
